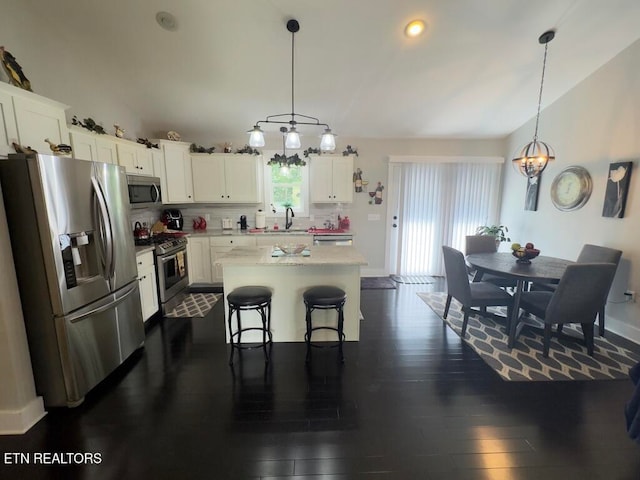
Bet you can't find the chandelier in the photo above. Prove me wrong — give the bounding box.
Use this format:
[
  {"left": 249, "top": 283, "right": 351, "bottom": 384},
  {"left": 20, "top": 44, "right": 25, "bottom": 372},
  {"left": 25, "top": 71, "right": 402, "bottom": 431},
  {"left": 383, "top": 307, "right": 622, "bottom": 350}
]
[
  {"left": 247, "top": 19, "right": 336, "bottom": 152},
  {"left": 512, "top": 30, "right": 556, "bottom": 178}
]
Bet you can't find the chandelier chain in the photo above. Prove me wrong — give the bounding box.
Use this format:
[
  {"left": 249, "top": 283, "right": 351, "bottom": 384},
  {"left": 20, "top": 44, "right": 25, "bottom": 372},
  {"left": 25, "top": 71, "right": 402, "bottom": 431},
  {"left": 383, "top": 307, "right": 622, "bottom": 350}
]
[
  {"left": 533, "top": 41, "right": 549, "bottom": 141},
  {"left": 291, "top": 27, "right": 295, "bottom": 122}
]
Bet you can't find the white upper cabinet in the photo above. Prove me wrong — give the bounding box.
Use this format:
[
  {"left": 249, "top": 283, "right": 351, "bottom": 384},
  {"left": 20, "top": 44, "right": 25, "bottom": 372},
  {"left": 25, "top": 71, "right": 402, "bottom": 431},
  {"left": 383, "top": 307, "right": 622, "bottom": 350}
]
[
  {"left": 69, "top": 126, "right": 118, "bottom": 164},
  {"left": 309, "top": 154, "right": 354, "bottom": 203},
  {"left": 192, "top": 154, "right": 261, "bottom": 203},
  {"left": 0, "top": 87, "right": 18, "bottom": 157},
  {"left": 0, "top": 82, "right": 69, "bottom": 156},
  {"left": 115, "top": 139, "right": 154, "bottom": 176},
  {"left": 157, "top": 140, "right": 193, "bottom": 203}
]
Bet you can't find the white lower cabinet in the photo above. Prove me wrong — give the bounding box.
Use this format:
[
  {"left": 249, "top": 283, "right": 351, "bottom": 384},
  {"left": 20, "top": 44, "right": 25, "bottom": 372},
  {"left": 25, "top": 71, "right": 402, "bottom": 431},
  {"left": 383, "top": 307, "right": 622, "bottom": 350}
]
[
  {"left": 210, "top": 236, "right": 256, "bottom": 283},
  {"left": 136, "top": 250, "right": 158, "bottom": 322},
  {"left": 187, "top": 237, "right": 212, "bottom": 284}
]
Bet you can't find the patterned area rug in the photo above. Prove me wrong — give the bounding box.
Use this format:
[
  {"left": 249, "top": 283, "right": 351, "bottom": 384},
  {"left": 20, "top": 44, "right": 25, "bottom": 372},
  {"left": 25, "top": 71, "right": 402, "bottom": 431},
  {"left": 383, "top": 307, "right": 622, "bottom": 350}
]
[
  {"left": 417, "top": 291, "right": 640, "bottom": 381},
  {"left": 391, "top": 275, "right": 434, "bottom": 284},
  {"left": 361, "top": 277, "right": 397, "bottom": 289},
  {"left": 165, "top": 293, "right": 221, "bottom": 318}
]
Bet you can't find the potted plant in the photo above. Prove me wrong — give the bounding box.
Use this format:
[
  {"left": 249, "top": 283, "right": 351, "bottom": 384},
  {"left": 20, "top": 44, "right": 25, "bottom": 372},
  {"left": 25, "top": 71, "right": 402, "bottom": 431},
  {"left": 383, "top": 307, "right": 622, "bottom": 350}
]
[{"left": 475, "top": 224, "right": 511, "bottom": 244}]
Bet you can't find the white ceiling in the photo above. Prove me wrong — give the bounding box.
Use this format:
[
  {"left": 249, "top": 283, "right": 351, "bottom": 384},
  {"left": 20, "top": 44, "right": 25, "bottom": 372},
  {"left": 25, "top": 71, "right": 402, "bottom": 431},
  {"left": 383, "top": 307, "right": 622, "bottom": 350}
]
[{"left": 18, "top": 0, "right": 640, "bottom": 142}]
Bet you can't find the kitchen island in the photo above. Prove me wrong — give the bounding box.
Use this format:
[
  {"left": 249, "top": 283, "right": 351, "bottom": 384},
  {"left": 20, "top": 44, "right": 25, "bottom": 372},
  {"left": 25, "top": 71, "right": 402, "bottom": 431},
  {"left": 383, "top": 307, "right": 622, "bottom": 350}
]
[{"left": 216, "top": 245, "right": 367, "bottom": 343}]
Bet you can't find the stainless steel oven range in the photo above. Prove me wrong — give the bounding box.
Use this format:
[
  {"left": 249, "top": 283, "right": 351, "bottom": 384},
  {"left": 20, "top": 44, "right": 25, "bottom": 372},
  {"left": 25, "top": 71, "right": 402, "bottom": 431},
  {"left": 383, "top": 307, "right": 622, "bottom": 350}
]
[{"left": 154, "top": 236, "right": 189, "bottom": 314}]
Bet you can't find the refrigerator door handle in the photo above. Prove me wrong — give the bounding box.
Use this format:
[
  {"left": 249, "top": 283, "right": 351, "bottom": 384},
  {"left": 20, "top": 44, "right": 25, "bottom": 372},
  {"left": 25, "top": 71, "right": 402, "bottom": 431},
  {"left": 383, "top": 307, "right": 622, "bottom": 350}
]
[
  {"left": 66, "top": 281, "right": 138, "bottom": 324},
  {"left": 91, "top": 176, "right": 115, "bottom": 280}
]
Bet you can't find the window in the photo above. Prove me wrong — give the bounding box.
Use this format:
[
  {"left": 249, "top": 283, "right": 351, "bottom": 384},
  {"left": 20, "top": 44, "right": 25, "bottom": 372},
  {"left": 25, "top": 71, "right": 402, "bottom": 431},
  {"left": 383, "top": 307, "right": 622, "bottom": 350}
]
[{"left": 263, "top": 151, "right": 309, "bottom": 216}]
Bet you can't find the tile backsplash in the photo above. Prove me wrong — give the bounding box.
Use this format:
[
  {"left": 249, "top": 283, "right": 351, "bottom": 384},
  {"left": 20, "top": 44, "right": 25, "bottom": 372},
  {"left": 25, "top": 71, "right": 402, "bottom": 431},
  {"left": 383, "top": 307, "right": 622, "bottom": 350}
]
[{"left": 129, "top": 204, "right": 352, "bottom": 232}]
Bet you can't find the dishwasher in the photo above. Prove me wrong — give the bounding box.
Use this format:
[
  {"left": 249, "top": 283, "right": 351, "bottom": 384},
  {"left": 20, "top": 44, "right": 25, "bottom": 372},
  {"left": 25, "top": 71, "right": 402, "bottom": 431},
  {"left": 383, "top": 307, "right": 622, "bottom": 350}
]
[{"left": 313, "top": 234, "right": 353, "bottom": 246}]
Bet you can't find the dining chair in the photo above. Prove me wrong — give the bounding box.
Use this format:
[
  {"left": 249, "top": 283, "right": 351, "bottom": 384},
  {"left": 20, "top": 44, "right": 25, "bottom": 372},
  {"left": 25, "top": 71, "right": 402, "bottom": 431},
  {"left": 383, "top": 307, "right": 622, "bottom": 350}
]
[
  {"left": 517, "top": 262, "right": 617, "bottom": 357},
  {"left": 442, "top": 246, "right": 514, "bottom": 337},
  {"left": 530, "top": 244, "right": 622, "bottom": 336},
  {"left": 465, "top": 235, "right": 518, "bottom": 290}
]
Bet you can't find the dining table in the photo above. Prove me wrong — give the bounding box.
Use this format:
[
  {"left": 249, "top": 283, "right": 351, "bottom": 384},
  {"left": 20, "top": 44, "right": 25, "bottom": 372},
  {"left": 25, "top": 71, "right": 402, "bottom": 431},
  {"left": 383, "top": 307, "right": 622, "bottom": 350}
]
[{"left": 466, "top": 252, "right": 573, "bottom": 348}]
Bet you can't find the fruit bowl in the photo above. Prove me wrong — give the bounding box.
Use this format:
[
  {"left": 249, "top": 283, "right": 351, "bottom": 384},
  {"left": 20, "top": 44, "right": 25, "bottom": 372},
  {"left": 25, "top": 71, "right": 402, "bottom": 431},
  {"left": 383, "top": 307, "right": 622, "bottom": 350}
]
[
  {"left": 510, "top": 242, "right": 540, "bottom": 264},
  {"left": 275, "top": 243, "right": 307, "bottom": 255},
  {"left": 512, "top": 248, "right": 540, "bottom": 264}
]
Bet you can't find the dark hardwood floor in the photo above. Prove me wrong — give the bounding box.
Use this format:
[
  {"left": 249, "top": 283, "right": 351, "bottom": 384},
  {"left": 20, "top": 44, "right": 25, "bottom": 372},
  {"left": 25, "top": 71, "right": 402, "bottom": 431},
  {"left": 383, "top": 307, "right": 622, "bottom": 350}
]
[{"left": 1, "top": 280, "right": 639, "bottom": 479}]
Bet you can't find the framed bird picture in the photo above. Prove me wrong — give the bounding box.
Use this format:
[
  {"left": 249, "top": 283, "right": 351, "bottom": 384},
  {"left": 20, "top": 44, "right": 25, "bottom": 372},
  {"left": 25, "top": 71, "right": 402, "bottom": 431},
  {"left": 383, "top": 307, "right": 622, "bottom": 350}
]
[{"left": 0, "top": 46, "right": 32, "bottom": 92}]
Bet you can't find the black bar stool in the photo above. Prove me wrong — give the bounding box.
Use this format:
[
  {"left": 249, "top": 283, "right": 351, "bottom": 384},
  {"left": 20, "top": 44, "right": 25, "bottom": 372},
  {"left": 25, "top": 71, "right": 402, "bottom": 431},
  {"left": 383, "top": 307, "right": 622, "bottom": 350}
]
[
  {"left": 227, "top": 286, "right": 272, "bottom": 365},
  {"left": 303, "top": 286, "right": 346, "bottom": 363}
]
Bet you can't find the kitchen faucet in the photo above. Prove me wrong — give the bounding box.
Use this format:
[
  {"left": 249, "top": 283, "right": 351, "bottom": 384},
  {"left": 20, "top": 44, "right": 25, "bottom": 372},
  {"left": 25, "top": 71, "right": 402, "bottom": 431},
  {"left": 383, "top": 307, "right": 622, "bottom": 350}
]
[{"left": 285, "top": 207, "right": 294, "bottom": 230}]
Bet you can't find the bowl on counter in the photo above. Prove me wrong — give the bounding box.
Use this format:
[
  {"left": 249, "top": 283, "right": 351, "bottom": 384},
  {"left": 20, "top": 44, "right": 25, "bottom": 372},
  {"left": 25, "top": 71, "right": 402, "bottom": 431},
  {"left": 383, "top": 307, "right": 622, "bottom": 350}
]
[{"left": 275, "top": 243, "right": 308, "bottom": 255}]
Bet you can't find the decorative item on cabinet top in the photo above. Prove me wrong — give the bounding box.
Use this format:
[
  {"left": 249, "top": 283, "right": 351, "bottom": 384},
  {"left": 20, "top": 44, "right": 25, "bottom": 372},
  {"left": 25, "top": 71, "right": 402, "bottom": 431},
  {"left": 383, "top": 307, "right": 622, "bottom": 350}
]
[
  {"left": 190, "top": 143, "right": 215, "bottom": 154},
  {"left": 72, "top": 116, "right": 106, "bottom": 134},
  {"left": 0, "top": 46, "right": 32, "bottom": 92},
  {"left": 137, "top": 138, "right": 159, "bottom": 149},
  {"left": 114, "top": 124, "right": 125, "bottom": 138},
  {"left": 12, "top": 142, "right": 38, "bottom": 155},
  {"left": 44, "top": 138, "right": 72, "bottom": 155},
  {"left": 167, "top": 131, "right": 181, "bottom": 141}
]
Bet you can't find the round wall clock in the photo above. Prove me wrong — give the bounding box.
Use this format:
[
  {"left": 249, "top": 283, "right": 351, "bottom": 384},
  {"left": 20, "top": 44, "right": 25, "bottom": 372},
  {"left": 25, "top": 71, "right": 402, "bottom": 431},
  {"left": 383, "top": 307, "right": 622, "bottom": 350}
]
[{"left": 550, "top": 166, "right": 593, "bottom": 211}]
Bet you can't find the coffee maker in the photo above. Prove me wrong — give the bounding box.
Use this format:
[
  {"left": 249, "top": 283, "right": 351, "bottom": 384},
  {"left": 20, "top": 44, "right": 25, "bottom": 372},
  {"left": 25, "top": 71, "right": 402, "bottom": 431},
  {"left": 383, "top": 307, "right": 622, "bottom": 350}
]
[
  {"left": 239, "top": 215, "right": 248, "bottom": 230},
  {"left": 162, "top": 209, "right": 184, "bottom": 230}
]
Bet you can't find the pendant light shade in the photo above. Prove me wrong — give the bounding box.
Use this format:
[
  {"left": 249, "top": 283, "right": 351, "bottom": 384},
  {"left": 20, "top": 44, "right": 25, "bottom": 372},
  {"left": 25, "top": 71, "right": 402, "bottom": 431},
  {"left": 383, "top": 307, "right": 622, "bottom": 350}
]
[
  {"left": 247, "top": 19, "right": 336, "bottom": 151},
  {"left": 512, "top": 30, "right": 556, "bottom": 178},
  {"left": 285, "top": 127, "right": 301, "bottom": 149},
  {"left": 248, "top": 125, "right": 265, "bottom": 147},
  {"left": 320, "top": 128, "right": 336, "bottom": 152}
]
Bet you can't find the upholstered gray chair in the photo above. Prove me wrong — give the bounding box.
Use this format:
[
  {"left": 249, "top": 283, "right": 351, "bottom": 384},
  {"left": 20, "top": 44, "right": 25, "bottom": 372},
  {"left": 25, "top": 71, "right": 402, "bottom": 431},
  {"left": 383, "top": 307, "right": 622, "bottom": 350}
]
[
  {"left": 530, "top": 244, "right": 622, "bottom": 336},
  {"left": 465, "top": 235, "right": 518, "bottom": 289},
  {"left": 442, "top": 246, "right": 514, "bottom": 337},
  {"left": 518, "top": 262, "right": 617, "bottom": 357}
]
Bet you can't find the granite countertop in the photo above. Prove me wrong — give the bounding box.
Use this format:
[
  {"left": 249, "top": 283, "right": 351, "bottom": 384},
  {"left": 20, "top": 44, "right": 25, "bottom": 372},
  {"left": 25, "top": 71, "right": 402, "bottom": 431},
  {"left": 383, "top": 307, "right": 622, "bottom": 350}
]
[
  {"left": 186, "top": 228, "right": 354, "bottom": 237},
  {"left": 216, "top": 245, "right": 367, "bottom": 266},
  {"left": 135, "top": 245, "right": 155, "bottom": 255}
]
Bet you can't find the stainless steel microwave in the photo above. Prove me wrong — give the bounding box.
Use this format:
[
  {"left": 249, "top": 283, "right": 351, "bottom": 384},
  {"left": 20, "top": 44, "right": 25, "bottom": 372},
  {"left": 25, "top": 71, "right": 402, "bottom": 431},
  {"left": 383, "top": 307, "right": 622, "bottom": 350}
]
[{"left": 127, "top": 175, "right": 161, "bottom": 208}]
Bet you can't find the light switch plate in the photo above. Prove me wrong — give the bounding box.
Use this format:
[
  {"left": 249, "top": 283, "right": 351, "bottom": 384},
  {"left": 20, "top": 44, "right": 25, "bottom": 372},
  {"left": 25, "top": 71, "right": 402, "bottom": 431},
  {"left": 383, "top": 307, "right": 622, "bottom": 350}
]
[{"left": 368, "top": 214, "right": 381, "bottom": 221}]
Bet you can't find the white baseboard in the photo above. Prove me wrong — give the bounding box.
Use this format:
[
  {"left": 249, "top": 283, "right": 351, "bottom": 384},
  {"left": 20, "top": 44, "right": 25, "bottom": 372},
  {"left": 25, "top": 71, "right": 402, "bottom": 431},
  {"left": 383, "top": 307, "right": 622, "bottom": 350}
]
[
  {"left": 608, "top": 318, "right": 640, "bottom": 347},
  {"left": 360, "top": 268, "right": 387, "bottom": 277},
  {"left": 0, "top": 397, "right": 46, "bottom": 435}
]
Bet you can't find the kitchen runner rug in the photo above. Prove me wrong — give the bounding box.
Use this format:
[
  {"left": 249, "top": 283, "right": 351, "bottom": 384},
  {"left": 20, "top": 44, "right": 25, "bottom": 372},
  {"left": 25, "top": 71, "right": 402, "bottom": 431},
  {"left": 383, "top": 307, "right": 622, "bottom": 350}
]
[
  {"left": 165, "top": 293, "right": 221, "bottom": 318},
  {"left": 391, "top": 275, "right": 434, "bottom": 284},
  {"left": 417, "top": 291, "right": 640, "bottom": 381},
  {"left": 361, "top": 276, "right": 397, "bottom": 289}
]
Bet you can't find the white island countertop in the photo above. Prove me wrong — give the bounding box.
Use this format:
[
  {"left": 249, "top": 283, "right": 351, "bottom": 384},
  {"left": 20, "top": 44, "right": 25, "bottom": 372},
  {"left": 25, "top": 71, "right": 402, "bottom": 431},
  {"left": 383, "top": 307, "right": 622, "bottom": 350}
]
[{"left": 216, "top": 245, "right": 367, "bottom": 266}]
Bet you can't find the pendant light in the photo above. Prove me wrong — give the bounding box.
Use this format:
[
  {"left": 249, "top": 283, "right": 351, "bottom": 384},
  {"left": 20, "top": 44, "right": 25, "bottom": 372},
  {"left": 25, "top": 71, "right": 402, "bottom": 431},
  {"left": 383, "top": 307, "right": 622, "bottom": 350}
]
[
  {"left": 512, "top": 30, "right": 556, "bottom": 178},
  {"left": 267, "top": 127, "right": 307, "bottom": 174},
  {"left": 248, "top": 19, "right": 337, "bottom": 152}
]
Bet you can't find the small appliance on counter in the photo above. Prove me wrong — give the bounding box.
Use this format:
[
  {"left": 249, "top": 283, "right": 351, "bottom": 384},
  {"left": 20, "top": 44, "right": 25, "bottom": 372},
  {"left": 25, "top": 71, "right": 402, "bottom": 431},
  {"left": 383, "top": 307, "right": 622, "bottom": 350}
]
[
  {"left": 222, "top": 218, "right": 233, "bottom": 230},
  {"left": 255, "top": 209, "right": 266, "bottom": 229},
  {"left": 239, "top": 215, "right": 248, "bottom": 230},
  {"left": 133, "top": 221, "right": 151, "bottom": 245},
  {"left": 162, "top": 209, "right": 183, "bottom": 230}
]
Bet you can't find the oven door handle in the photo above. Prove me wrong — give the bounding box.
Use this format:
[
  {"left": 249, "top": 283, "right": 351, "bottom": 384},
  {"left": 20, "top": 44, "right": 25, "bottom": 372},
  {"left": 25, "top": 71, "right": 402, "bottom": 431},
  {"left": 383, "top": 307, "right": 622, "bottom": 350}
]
[{"left": 160, "top": 254, "right": 177, "bottom": 264}]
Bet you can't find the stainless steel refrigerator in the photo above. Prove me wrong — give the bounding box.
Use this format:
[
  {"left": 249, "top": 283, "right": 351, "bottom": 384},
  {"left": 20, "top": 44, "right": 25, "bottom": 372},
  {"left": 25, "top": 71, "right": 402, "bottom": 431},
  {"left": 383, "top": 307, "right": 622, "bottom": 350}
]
[{"left": 0, "top": 153, "right": 144, "bottom": 407}]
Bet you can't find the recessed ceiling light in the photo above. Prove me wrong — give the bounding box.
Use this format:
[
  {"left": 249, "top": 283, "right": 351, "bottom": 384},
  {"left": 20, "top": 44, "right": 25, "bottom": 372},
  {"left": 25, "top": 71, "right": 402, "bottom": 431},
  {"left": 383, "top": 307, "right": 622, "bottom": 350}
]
[
  {"left": 405, "top": 19, "right": 425, "bottom": 38},
  {"left": 156, "top": 11, "right": 178, "bottom": 32}
]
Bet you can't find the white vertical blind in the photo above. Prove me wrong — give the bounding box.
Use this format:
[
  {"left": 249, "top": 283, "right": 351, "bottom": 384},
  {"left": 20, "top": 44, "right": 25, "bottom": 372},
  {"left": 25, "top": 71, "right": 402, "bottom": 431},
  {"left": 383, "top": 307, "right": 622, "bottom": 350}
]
[{"left": 399, "top": 162, "right": 502, "bottom": 276}]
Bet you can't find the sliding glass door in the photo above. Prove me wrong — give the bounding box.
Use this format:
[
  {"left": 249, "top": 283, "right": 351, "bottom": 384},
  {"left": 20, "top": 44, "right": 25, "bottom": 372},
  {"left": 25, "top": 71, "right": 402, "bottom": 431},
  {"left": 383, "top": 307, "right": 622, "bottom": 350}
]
[{"left": 387, "top": 158, "right": 503, "bottom": 276}]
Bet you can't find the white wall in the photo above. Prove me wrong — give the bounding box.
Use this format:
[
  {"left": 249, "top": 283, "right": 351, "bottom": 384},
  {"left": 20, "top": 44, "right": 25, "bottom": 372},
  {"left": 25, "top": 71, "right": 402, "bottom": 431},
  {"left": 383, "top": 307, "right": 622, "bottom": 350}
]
[
  {"left": 162, "top": 136, "right": 506, "bottom": 275},
  {"left": 500, "top": 39, "right": 640, "bottom": 343}
]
